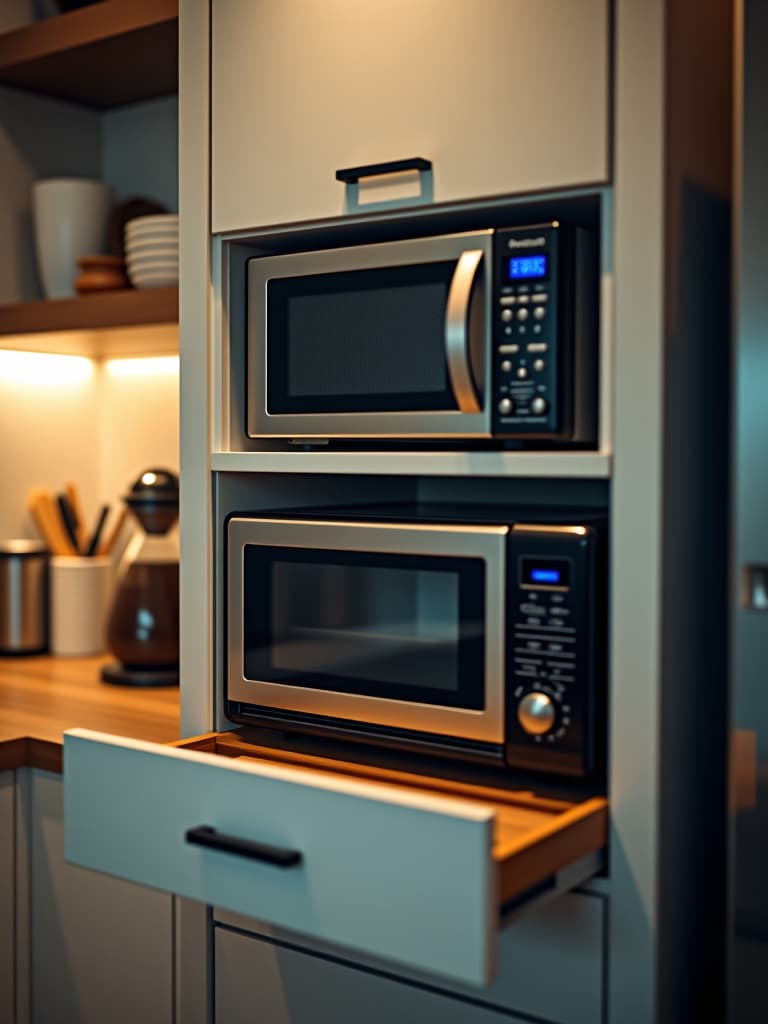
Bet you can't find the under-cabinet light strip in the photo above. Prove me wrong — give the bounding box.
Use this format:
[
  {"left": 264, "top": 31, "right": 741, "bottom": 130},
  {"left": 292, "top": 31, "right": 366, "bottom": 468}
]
[
  {"left": 0, "top": 350, "right": 93, "bottom": 385},
  {"left": 104, "top": 356, "right": 180, "bottom": 377}
]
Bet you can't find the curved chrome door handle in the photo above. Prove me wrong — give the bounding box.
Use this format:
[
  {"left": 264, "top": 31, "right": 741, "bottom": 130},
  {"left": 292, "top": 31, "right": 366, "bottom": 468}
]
[{"left": 445, "top": 249, "right": 483, "bottom": 413}]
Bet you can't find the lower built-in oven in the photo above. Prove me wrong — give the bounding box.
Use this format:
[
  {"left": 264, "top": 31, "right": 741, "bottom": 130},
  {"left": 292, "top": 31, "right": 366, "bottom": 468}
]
[{"left": 226, "top": 505, "right": 605, "bottom": 780}]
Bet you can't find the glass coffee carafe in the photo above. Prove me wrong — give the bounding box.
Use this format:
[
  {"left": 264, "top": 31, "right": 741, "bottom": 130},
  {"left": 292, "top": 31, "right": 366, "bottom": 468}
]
[{"left": 101, "top": 468, "right": 180, "bottom": 686}]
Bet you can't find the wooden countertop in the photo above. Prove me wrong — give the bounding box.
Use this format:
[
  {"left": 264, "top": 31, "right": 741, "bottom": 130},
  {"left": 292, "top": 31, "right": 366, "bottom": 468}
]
[{"left": 0, "top": 654, "right": 180, "bottom": 772}]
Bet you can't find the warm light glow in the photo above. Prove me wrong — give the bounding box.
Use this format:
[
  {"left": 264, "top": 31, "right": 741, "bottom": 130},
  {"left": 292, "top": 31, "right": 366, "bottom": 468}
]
[
  {"left": 104, "top": 356, "right": 180, "bottom": 377},
  {"left": 0, "top": 350, "right": 93, "bottom": 386}
]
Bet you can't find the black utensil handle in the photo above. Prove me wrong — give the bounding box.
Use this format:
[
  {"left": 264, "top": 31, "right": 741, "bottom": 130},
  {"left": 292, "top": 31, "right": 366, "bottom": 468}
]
[
  {"left": 335, "top": 157, "right": 432, "bottom": 184},
  {"left": 185, "top": 825, "right": 303, "bottom": 868}
]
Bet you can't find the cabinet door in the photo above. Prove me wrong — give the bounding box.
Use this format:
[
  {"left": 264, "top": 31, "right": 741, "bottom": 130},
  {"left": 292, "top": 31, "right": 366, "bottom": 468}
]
[
  {"left": 20, "top": 768, "right": 173, "bottom": 1024},
  {"left": 0, "top": 771, "right": 13, "bottom": 1024},
  {"left": 215, "top": 926, "right": 525, "bottom": 1024},
  {"left": 211, "top": 0, "right": 610, "bottom": 232}
]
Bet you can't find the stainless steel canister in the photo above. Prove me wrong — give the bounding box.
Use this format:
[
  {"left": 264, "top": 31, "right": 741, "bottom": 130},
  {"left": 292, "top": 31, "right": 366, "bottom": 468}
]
[{"left": 0, "top": 540, "right": 48, "bottom": 654}]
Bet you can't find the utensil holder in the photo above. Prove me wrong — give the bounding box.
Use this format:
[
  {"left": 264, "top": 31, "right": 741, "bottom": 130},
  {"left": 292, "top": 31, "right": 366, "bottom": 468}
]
[{"left": 50, "top": 556, "right": 112, "bottom": 656}]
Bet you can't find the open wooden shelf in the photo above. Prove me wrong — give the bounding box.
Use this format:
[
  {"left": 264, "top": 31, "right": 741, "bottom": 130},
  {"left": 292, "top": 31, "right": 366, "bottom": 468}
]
[
  {"left": 0, "top": 286, "right": 178, "bottom": 338},
  {"left": 0, "top": 0, "right": 178, "bottom": 109}
]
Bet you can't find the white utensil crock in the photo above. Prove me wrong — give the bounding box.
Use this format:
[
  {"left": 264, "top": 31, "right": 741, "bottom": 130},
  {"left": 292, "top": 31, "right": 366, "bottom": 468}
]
[{"left": 32, "top": 178, "right": 113, "bottom": 299}]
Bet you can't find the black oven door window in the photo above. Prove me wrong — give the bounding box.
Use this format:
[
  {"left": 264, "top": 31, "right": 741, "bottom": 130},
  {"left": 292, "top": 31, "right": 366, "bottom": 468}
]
[
  {"left": 243, "top": 547, "right": 486, "bottom": 709},
  {"left": 265, "top": 262, "right": 460, "bottom": 413}
]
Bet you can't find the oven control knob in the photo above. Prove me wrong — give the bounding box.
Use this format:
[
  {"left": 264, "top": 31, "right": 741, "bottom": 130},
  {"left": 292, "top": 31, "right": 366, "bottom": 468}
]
[
  {"left": 517, "top": 692, "right": 556, "bottom": 736},
  {"left": 530, "top": 396, "right": 548, "bottom": 416},
  {"left": 498, "top": 397, "right": 514, "bottom": 415}
]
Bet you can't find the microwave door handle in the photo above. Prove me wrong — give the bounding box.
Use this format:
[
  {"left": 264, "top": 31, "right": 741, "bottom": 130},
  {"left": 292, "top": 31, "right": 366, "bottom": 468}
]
[{"left": 445, "top": 249, "right": 483, "bottom": 413}]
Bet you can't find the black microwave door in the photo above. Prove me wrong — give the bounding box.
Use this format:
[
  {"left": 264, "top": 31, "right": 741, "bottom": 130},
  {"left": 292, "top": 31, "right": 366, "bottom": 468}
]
[
  {"left": 266, "top": 262, "right": 463, "bottom": 414},
  {"left": 241, "top": 546, "right": 486, "bottom": 711}
]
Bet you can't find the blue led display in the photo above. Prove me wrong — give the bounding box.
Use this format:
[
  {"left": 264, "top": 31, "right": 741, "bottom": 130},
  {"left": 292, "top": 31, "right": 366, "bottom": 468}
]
[
  {"left": 530, "top": 568, "right": 561, "bottom": 584},
  {"left": 508, "top": 254, "right": 548, "bottom": 280}
]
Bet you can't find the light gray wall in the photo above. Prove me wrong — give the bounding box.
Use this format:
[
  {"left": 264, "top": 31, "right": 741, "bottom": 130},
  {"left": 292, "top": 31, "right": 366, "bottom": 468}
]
[
  {"left": 0, "top": 87, "right": 101, "bottom": 302},
  {"left": 102, "top": 96, "right": 179, "bottom": 214}
]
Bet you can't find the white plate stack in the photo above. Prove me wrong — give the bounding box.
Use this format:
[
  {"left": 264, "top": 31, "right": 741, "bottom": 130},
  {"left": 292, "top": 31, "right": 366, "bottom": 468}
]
[{"left": 124, "top": 214, "right": 179, "bottom": 288}]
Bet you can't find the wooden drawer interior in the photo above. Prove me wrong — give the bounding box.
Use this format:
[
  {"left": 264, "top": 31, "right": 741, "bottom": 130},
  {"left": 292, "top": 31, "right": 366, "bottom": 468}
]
[{"left": 173, "top": 730, "right": 608, "bottom": 912}]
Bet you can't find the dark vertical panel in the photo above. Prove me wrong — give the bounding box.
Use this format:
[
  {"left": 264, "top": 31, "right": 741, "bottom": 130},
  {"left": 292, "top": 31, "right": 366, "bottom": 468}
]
[
  {"left": 729, "top": 1, "right": 768, "bottom": 1020},
  {"left": 658, "top": 0, "right": 733, "bottom": 1019}
]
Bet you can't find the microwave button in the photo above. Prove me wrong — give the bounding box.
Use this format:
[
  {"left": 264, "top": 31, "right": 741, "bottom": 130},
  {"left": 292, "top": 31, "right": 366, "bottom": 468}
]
[
  {"left": 533, "top": 306, "right": 547, "bottom": 320},
  {"left": 501, "top": 360, "right": 513, "bottom": 373},
  {"left": 515, "top": 291, "right": 530, "bottom": 301},
  {"left": 533, "top": 324, "right": 543, "bottom": 334},
  {"left": 520, "top": 602, "right": 541, "bottom": 615},
  {"left": 499, "top": 296, "right": 516, "bottom": 306},
  {"left": 516, "top": 367, "right": 528, "bottom": 380},
  {"left": 498, "top": 397, "right": 514, "bottom": 415},
  {"left": 533, "top": 359, "right": 546, "bottom": 372},
  {"left": 498, "top": 343, "right": 520, "bottom": 354},
  {"left": 527, "top": 342, "right": 549, "bottom": 353},
  {"left": 531, "top": 396, "right": 548, "bottom": 415},
  {"left": 516, "top": 307, "right": 530, "bottom": 322},
  {"left": 532, "top": 292, "right": 549, "bottom": 303},
  {"left": 501, "top": 308, "right": 514, "bottom": 323}
]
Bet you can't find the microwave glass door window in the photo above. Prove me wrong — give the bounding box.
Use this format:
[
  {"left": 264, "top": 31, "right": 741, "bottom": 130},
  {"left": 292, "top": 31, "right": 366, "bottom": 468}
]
[
  {"left": 266, "top": 263, "right": 461, "bottom": 413},
  {"left": 242, "top": 547, "right": 486, "bottom": 709}
]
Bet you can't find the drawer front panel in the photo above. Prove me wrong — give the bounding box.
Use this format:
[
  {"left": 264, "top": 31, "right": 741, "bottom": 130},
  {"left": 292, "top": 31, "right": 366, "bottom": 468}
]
[
  {"left": 63, "top": 730, "right": 495, "bottom": 984},
  {"left": 215, "top": 890, "right": 605, "bottom": 1024},
  {"left": 215, "top": 926, "right": 522, "bottom": 1024}
]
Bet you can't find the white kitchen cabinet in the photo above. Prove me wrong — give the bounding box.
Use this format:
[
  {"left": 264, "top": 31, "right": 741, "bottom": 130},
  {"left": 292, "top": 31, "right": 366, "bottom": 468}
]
[
  {"left": 17, "top": 767, "right": 173, "bottom": 1024},
  {"left": 215, "top": 926, "right": 528, "bottom": 1024},
  {"left": 0, "top": 771, "right": 14, "bottom": 1024},
  {"left": 211, "top": 0, "right": 610, "bottom": 232}
]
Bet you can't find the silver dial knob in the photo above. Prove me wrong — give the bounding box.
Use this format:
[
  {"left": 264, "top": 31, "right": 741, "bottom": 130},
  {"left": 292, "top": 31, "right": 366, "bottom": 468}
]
[
  {"left": 517, "top": 692, "right": 556, "bottom": 736},
  {"left": 530, "top": 395, "right": 548, "bottom": 415},
  {"left": 498, "top": 397, "right": 514, "bottom": 415}
]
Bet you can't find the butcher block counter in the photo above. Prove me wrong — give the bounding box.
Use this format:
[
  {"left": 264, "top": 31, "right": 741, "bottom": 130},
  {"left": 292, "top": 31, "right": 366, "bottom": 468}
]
[{"left": 0, "top": 654, "right": 180, "bottom": 772}]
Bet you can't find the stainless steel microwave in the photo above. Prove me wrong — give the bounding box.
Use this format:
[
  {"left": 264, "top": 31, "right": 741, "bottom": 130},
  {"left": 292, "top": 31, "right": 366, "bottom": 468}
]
[
  {"left": 246, "top": 223, "right": 598, "bottom": 444},
  {"left": 225, "top": 505, "right": 605, "bottom": 779}
]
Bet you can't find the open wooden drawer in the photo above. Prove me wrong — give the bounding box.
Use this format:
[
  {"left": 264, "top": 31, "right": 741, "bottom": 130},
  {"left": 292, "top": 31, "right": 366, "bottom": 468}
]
[{"left": 63, "top": 728, "right": 607, "bottom": 986}]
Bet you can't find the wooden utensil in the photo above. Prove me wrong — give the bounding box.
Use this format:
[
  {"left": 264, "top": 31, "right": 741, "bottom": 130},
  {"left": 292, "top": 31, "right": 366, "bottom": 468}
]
[{"left": 27, "top": 490, "right": 77, "bottom": 556}]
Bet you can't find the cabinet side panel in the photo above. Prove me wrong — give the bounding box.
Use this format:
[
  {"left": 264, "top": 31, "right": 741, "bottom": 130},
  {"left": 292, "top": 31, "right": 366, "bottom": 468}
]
[
  {"left": 610, "top": 0, "right": 666, "bottom": 1019},
  {"left": 28, "top": 768, "right": 173, "bottom": 1024},
  {"left": 179, "top": 0, "right": 214, "bottom": 736}
]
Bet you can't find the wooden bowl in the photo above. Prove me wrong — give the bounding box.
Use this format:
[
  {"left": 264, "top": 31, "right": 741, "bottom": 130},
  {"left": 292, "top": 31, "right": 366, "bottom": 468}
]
[{"left": 74, "top": 255, "right": 130, "bottom": 294}]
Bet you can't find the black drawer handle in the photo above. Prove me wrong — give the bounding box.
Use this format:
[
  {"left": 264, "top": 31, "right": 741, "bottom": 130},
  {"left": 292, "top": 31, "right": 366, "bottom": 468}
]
[
  {"left": 336, "top": 157, "right": 432, "bottom": 184},
  {"left": 185, "top": 825, "right": 303, "bottom": 868}
]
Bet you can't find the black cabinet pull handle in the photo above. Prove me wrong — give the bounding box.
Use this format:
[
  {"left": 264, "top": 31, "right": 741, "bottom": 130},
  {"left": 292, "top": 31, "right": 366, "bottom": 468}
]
[
  {"left": 336, "top": 157, "right": 432, "bottom": 184},
  {"left": 185, "top": 825, "right": 303, "bottom": 868}
]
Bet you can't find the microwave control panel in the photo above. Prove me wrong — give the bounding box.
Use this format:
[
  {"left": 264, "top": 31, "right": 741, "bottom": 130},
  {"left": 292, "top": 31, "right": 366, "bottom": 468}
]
[
  {"left": 491, "top": 223, "right": 596, "bottom": 443},
  {"left": 504, "top": 525, "right": 602, "bottom": 778},
  {"left": 492, "top": 224, "right": 562, "bottom": 436}
]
